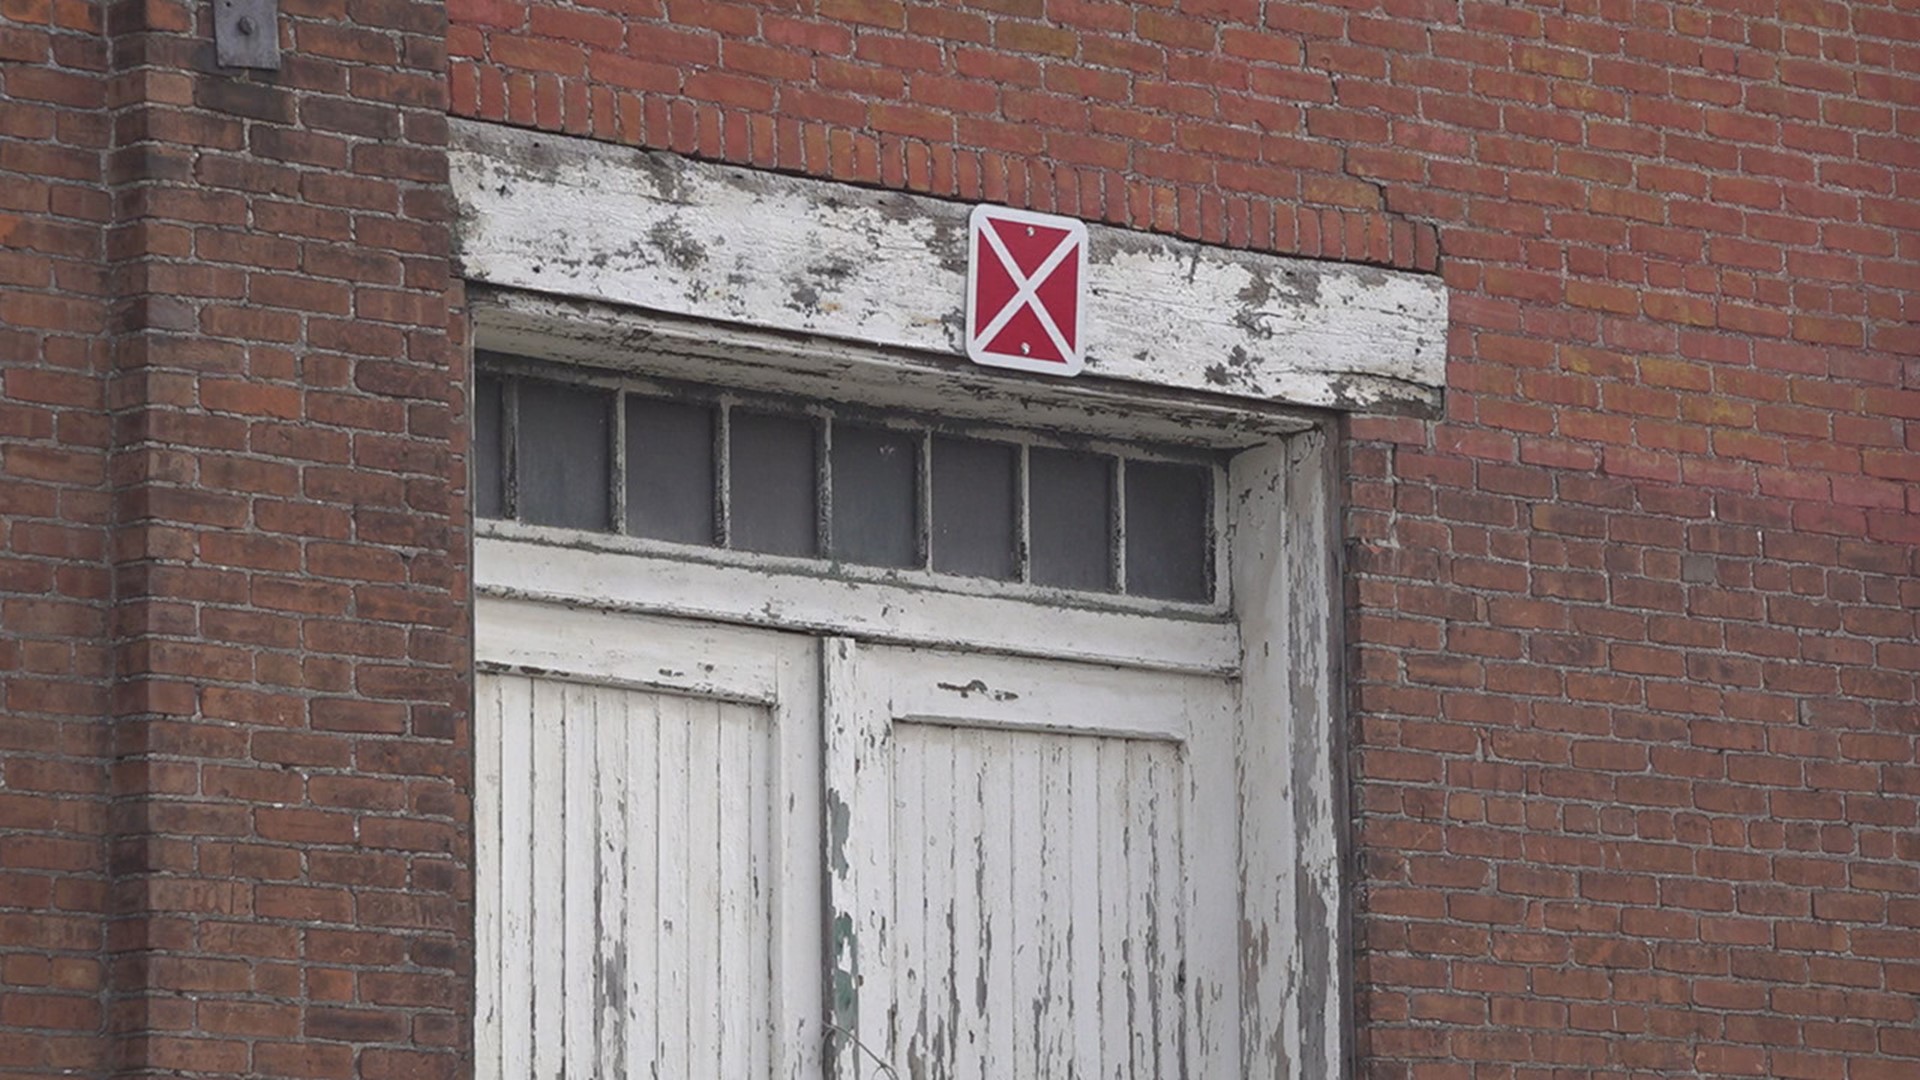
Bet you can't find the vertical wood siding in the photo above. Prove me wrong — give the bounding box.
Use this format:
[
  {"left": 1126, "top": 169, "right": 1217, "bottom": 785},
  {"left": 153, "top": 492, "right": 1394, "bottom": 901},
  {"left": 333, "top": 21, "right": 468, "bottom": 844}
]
[
  {"left": 889, "top": 722, "right": 1185, "bottom": 1080},
  {"left": 476, "top": 674, "right": 775, "bottom": 1080}
]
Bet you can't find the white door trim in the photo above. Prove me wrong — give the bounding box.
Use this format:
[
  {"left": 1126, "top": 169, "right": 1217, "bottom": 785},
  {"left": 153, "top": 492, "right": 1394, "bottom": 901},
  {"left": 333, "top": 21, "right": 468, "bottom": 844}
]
[{"left": 475, "top": 529, "right": 1240, "bottom": 676}]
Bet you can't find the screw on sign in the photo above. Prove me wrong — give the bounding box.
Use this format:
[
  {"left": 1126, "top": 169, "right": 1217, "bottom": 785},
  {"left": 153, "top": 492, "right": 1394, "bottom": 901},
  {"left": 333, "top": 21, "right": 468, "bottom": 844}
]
[{"left": 966, "top": 205, "right": 1089, "bottom": 377}]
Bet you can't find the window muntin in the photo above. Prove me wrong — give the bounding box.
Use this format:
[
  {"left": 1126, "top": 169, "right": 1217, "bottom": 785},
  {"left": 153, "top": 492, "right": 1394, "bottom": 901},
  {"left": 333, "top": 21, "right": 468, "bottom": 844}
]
[{"left": 476, "top": 353, "right": 1220, "bottom": 605}]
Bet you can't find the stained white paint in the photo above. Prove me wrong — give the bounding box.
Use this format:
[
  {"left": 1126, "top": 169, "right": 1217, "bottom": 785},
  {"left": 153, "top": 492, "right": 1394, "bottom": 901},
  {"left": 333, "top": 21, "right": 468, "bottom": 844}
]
[
  {"left": 1285, "top": 433, "right": 1349, "bottom": 1079},
  {"left": 475, "top": 601, "right": 823, "bottom": 1080},
  {"left": 1229, "top": 432, "right": 1348, "bottom": 1079},
  {"left": 822, "top": 637, "right": 889, "bottom": 1080},
  {"left": 475, "top": 528, "right": 1240, "bottom": 676},
  {"left": 473, "top": 673, "right": 509, "bottom": 1073},
  {"left": 476, "top": 676, "right": 772, "bottom": 1079},
  {"left": 474, "top": 289, "right": 1321, "bottom": 447},
  {"left": 451, "top": 120, "right": 1446, "bottom": 413},
  {"left": 886, "top": 725, "right": 1185, "bottom": 1080},
  {"left": 827, "top": 642, "right": 1242, "bottom": 1080}
]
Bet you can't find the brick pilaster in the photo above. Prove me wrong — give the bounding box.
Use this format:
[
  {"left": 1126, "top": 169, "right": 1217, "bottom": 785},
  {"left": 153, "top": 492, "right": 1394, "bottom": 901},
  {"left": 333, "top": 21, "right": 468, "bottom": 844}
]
[{"left": 101, "top": 3, "right": 468, "bottom": 1075}]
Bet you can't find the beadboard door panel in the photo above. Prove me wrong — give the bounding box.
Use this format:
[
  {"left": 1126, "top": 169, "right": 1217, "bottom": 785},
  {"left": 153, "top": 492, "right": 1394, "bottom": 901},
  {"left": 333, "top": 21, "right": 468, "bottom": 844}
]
[
  {"left": 475, "top": 601, "right": 822, "bottom": 1080},
  {"left": 825, "top": 640, "right": 1241, "bottom": 1080}
]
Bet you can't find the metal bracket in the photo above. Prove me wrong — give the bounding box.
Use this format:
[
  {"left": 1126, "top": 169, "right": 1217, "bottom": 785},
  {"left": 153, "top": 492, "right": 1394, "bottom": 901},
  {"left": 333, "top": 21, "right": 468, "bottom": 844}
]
[{"left": 214, "top": 0, "right": 280, "bottom": 70}]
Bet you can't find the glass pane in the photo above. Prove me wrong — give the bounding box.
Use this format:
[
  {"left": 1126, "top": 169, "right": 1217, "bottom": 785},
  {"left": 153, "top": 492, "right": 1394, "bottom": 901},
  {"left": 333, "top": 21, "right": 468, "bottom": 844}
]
[
  {"left": 831, "top": 424, "right": 918, "bottom": 568},
  {"left": 930, "top": 436, "right": 1017, "bottom": 581},
  {"left": 1029, "top": 447, "right": 1113, "bottom": 591},
  {"left": 517, "top": 379, "right": 611, "bottom": 531},
  {"left": 626, "top": 397, "right": 715, "bottom": 545},
  {"left": 1125, "top": 460, "right": 1212, "bottom": 601},
  {"left": 474, "top": 374, "right": 504, "bottom": 520},
  {"left": 729, "top": 410, "right": 818, "bottom": 556}
]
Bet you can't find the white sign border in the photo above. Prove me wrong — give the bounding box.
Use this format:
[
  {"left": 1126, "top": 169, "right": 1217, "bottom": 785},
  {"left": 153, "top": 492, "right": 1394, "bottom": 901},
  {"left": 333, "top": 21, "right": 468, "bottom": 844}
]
[{"left": 965, "top": 204, "right": 1089, "bottom": 378}]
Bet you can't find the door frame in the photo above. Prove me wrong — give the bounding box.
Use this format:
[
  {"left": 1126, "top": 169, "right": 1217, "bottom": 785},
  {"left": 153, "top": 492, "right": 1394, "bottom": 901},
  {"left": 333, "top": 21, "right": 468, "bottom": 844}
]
[{"left": 468, "top": 292, "right": 1351, "bottom": 1079}]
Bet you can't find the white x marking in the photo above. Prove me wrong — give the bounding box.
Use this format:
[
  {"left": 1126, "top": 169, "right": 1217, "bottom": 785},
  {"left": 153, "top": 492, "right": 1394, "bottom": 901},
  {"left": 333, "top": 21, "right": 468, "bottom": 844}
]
[{"left": 973, "top": 222, "right": 1077, "bottom": 362}]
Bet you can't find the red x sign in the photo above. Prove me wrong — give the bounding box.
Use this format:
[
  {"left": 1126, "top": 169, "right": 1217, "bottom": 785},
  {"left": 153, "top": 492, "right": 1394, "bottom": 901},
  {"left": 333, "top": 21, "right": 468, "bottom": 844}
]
[{"left": 965, "top": 205, "right": 1088, "bottom": 377}]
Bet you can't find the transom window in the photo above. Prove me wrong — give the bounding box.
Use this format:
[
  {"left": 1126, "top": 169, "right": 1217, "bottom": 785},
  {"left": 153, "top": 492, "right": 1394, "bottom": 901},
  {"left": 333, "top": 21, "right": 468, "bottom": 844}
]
[{"left": 475, "top": 353, "right": 1220, "bottom": 603}]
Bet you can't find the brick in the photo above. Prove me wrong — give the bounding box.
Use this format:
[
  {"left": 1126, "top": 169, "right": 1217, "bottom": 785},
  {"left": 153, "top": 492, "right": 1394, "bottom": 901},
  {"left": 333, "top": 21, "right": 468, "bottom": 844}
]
[{"left": 818, "top": 0, "right": 902, "bottom": 28}]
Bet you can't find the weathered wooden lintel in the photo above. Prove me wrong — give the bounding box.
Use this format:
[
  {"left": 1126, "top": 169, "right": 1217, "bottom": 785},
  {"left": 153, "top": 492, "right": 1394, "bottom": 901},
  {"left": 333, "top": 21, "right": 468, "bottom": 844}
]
[{"left": 450, "top": 119, "right": 1447, "bottom": 416}]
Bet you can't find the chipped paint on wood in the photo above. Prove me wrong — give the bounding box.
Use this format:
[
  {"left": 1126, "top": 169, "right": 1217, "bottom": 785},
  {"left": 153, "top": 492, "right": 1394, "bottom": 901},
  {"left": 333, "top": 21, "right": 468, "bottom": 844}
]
[
  {"left": 473, "top": 434, "right": 1348, "bottom": 1079},
  {"left": 893, "top": 723, "right": 1185, "bottom": 1079},
  {"left": 824, "top": 637, "right": 892, "bottom": 1080},
  {"left": 1285, "top": 431, "right": 1349, "bottom": 1079},
  {"left": 1232, "top": 440, "right": 1300, "bottom": 1079},
  {"left": 470, "top": 367, "right": 1348, "bottom": 1080},
  {"left": 450, "top": 119, "right": 1446, "bottom": 414},
  {"left": 474, "top": 288, "right": 1323, "bottom": 448},
  {"left": 475, "top": 601, "right": 823, "bottom": 1080},
  {"left": 475, "top": 528, "right": 1242, "bottom": 676},
  {"left": 830, "top": 643, "right": 1245, "bottom": 1080},
  {"left": 476, "top": 675, "right": 777, "bottom": 1078},
  {"left": 1229, "top": 431, "right": 1348, "bottom": 1079}
]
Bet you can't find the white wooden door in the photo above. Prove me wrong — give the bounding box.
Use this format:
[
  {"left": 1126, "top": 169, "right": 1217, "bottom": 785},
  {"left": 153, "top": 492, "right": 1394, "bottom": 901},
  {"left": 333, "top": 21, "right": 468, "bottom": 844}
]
[
  {"left": 475, "top": 600, "right": 823, "bottom": 1080},
  {"left": 476, "top": 606, "right": 1250, "bottom": 1080},
  {"left": 825, "top": 640, "right": 1241, "bottom": 1080}
]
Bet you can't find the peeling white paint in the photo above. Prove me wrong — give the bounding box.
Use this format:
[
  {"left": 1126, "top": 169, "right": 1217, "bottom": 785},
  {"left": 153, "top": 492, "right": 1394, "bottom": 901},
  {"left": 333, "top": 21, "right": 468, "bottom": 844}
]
[
  {"left": 451, "top": 119, "right": 1446, "bottom": 414},
  {"left": 468, "top": 263, "right": 1351, "bottom": 1078},
  {"left": 1230, "top": 433, "right": 1348, "bottom": 1079},
  {"left": 475, "top": 602, "right": 824, "bottom": 1080},
  {"left": 472, "top": 289, "right": 1322, "bottom": 447},
  {"left": 475, "top": 527, "right": 1241, "bottom": 675},
  {"left": 826, "top": 642, "right": 1243, "bottom": 1080}
]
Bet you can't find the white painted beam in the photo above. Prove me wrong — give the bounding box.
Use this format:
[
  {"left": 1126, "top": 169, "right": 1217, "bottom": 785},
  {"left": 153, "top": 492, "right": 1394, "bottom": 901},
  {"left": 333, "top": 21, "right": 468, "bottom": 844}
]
[{"left": 450, "top": 120, "right": 1446, "bottom": 414}]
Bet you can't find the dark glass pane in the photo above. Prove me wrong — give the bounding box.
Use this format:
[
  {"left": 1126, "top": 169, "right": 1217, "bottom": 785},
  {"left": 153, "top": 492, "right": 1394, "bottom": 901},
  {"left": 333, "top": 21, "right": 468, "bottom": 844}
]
[
  {"left": 1029, "top": 447, "right": 1113, "bottom": 591},
  {"left": 626, "top": 397, "right": 715, "bottom": 545},
  {"left": 729, "top": 411, "right": 818, "bottom": 556},
  {"left": 1125, "top": 460, "right": 1212, "bottom": 601},
  {"left": 517, "top": 379, "right": 611, "bottom": 531},
  {"left": 831, "top": 425, "right": 918, "bottom": 568},
  {"left": 930, "top": 436, "right": 1017, "bottom": 581},
  {"left": 474, "top": 374, "right": 504, "bottom": 520}
]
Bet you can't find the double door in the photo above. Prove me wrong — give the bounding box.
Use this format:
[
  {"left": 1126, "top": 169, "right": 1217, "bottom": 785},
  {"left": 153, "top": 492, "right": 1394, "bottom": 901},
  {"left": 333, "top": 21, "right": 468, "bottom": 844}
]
[{"left": 475, "top": 597, "right": 1242, "bottom": 1080}]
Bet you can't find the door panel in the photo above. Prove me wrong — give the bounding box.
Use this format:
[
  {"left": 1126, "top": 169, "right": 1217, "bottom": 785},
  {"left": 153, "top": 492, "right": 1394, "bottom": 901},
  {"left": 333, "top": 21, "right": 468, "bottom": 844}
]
[
  {"left": 827, "top": 641, "right": 1241, "bottom": 1080},
  {"left": 892, "top": 722, "right": 1185, "bottom": 1079},
  {"left": 477, "top": 602, "right": 1245, "bottom": 1080},
  {"left": 476, "top": 600, "right": 821, "bottom": 1080}
]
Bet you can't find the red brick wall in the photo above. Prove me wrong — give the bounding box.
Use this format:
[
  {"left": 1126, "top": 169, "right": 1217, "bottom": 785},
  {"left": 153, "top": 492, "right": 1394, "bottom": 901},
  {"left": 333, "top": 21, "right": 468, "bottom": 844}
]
[
  {"left": 1, "top": 3, "right": 114, "bottom": 1075},
  {"left": 4, "top": 0, "right": 1915, "bottom": 1075},
  {"left": 443, "top": 0, "right": 1920, "bottom": 1077},
  {"left": 3, "top": 0, "right": 470, "bottom": 1075},
  {"left": 0, "top": 0, "right": 114, "bottom": 1068}
]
